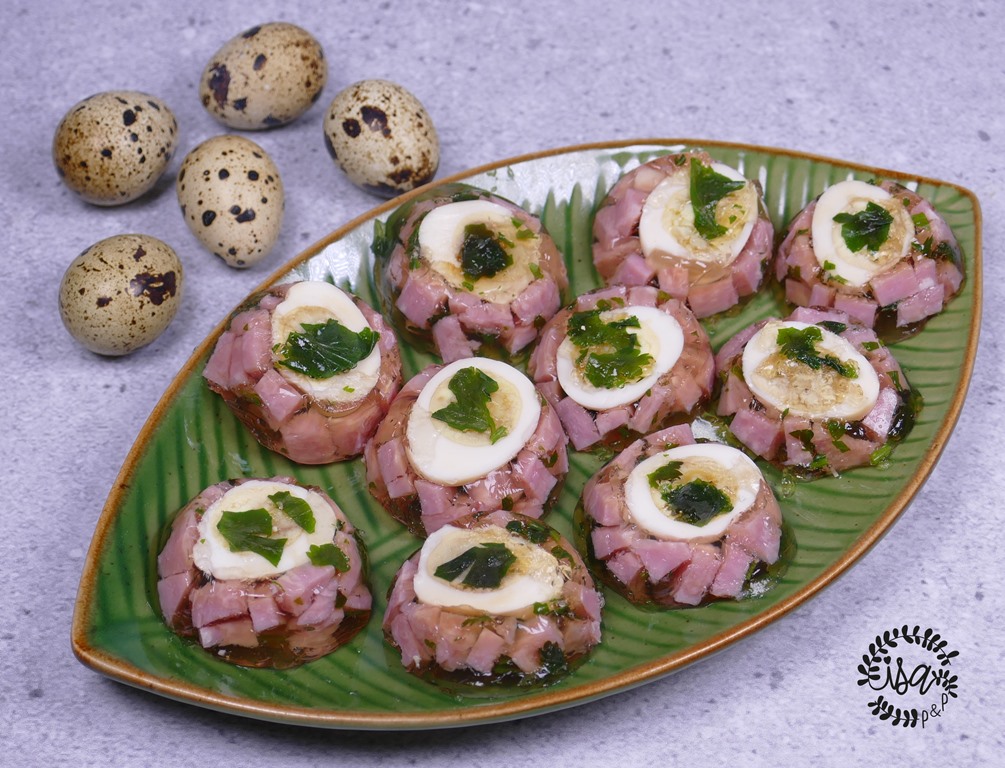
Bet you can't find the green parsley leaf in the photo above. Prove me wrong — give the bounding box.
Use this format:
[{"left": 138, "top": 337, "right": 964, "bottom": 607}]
[
  {"left": 826, "top": 420, "right": 850, "bottom": 453},
  {"left": 776, "top": 325, "right": 858, "bottom": 378},
  {"left": 818, "top": 320, "right": 847, "bottom": 335},
  {"left": 431, "top": 366, "right": 508, "bottom": 443},
  {"left": 647, "top": 460, "right": 683, "bottom": 488},
  {"left": 268, "top": 491, "right": 315, "bottom": 533},
  {"left": 833, "top": 201, "right": 893, "bottom": 252},
  {"left": 276, "top": 319, "right": 378, "bottom": 380},
  {"left": 539, "top": 641, "right": 570, "bottom": 676},
  {"left": 567, "top": 310, "right": 653, "bottom": 389},
  {"left": 217, "top": 509, "right": 285, "bottom": 566},
  {"left": 434, "top": 542, "right": 517, "bottom": 588},
  {"left": 460, "top": 222, "right": 512, "bottom": 279},
  {"left": 307, "top": 543, "right": 350, "bottom": 572},
  {"left": 660, "top": 479, "right": 731, "bottom": 526},
  {"left": 529, "top": 262, "right": 543, "bottom": 279},
  {"left": 505, "top": 518, "right": 553, "bottom": 544},
  {"left": 911, "top": 212, "right": 930, "bottom": 228},
  {"left": 690, "top": 160, "right": 745, "bottom": 240}
]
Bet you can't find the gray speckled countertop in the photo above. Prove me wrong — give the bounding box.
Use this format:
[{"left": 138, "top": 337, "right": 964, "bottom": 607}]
[{"left": 2, "top": 1, "right": 1002, "bottom": 765}]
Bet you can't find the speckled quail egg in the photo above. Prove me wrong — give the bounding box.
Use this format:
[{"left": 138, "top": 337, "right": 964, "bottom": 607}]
[
  {"left": 52, "top": 91, "right": 178, "bottom": 206},
  {"left": 323, "top": 79, "right": 439, "bottom": 197},
  {"left": 176, "top": 135, "right": 284, "bottom": 268},
  {"left": 59, "top": 234, "right": 183, "bottom": 356},
  {"left": 200, "top": 22, "right": 327, "bottom": 130}
]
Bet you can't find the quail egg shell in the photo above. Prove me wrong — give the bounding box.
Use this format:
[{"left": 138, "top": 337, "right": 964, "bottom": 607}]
[
  {"left": 200, "top": 22, "right": 327, "bottom": 130},
  {"left": 58, "top": 234, "right": 183, "bottom": 356},
  {"left": 176, "top": 135, "right": 284, "bottom": 268},
  {"left": 323, "top": 79, "right": 439, "bottom": 197},
  {"left": 52, "top": 90, "right": 179, "bottom": 206}
]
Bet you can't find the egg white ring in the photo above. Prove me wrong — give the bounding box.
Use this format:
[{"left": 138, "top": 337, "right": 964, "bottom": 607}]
[
  {"left": 193, "top": 479, "right": 339, "bottom": 581},
  {"left": 413, "top": 524, "right": 564, "bottom": 615},
  {"left": 405, "top": 358, "right": 542, "bottom": 487},
  {"left": 741, "top": 320, "right": 880, "bottom": 421},
  {"left": 810, "top": 180, "right": 914, "bottom": 287},
  {"left": 638, "top": 162, "right": 756, "bottom": 264},
  {"left": 624, "top": 443, "right": 762, "bottom": 540},
  {"left": 271, "top": 281, "right": 381, "bottom": 403},
  {"left": 555, "top": 306, "right": 684, "bottom": 411}
]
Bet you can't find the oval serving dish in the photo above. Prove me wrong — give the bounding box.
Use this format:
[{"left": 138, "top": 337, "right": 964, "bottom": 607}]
[{"left": 71, "top": 140, "right": 981, "bottom": 730}]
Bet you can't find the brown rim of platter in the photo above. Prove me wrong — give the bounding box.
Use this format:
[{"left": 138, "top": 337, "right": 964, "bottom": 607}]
[{"left": 71, "top": 138, "right": 983, "bottom": 729}]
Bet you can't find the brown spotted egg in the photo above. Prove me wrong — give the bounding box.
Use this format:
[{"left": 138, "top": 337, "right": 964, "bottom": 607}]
[
  {"left": 323, "top": 79, "right": 439, "bottom": 197},
  {"left": 176, "top": 135, "right": 284, "bottom": 268},
  {"left": 59, "top": 234, "right": 183, "bottom": 356},
  {"left": 52, "top": 91, "right": 178, "bottom": 206},
  {"left": 200, "top": 22, "right": 327, "bottom": 130}
]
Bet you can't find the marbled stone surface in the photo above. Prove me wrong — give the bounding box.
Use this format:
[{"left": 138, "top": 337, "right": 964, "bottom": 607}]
[{"left": 2, "top": 1, "right": 1001, "bottom": 765}]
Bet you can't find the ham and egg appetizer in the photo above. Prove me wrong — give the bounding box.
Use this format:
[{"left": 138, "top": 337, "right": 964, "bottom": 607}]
[
  {"left": 579, "top": 424, "right": 782, "bottom": 607},
  {"left": 383, "top": 511, "right": 602, "bottom": 686},
  {"left": 365, "top": 358, "right": 568, "bottom": 537},
  {"left": 528, "top": 284, "right": 715, "bottom": 451},
  {"left": 715, "top": 307, "right": 921, "bottom": 474},
  {"left": 156, "top": 476, "right": 371, "bottom": 668},
  {"left": 371, "top": 184, "right": 568, "bottom": 363},
  {"left": 203, "top": 280, "right": 402, "bottom": 464},
  {"left": 592, "top": 151, "right": 774, "bottom": 318},
  {"left": 776, "top": 179, "right": 964, "bottom": 333}
]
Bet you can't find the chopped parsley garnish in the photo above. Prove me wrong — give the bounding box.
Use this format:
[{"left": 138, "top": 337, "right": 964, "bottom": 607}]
[
  {"left": 276, "top": 319, "right": 378, "bottom": 380},
  {"left": 528, "top": 262, "right": 543, "bottom": 279},
  {"left": 647, "top": 460, "right": 683, "bottom": 487},
  {"left": 431, "top": 366, "right": 508, "bottom": 443},
  {"left": 460, "top": 222, "right": 512, "bottom": 279},
  {"left": 870, "top": 443, "right": 894, "bottom": 465},
  {"left": 690, "top": 160, "right": 746, "bottom": 240},
  {"left": 434, "top": 543, "right": 516, "bottom": 589},
  {"left": 818, "top": 320, "right": 847, "bottom": 335},
  {"left": 217, "top": 508, "right": 285, "bottom": 566},
  {"left": 833, "top": 202, "right": 893, "bottom": 252},
  {"left": 307, "top": 543, "right": 350, "bottom": 572},
  {"left": 911, "top": 212, "right": 930, "bottom": 228},
  {"left": 505, "top": 518, "right": 553, "bottom": 544},
  {"left": 776, "top": 325, "right": 858, "bottom": 378},
  {"left": 539, "top": 641, "right": 570, "bottom": 676},
  {"left": 826, "top": 420, "right": 850, "bottom": 453},
  {"left": 268, "top": 491, "right": 315, "bottom": 533},
  {"left": 567, "top": 309, "right": 653, "bottom": 389},
  {"left": 660, "top": 480, "right": 731, "bottom": 526}
]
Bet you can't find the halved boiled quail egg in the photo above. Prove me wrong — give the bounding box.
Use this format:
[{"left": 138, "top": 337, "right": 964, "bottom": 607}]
[
  {"left": 412, "top": 524, "right": 565, "bottom": 614},
  {"left": 555, "top": 305, "right": 684, "bottom": 410},
  {"left": 810, "top": 180, "right": 914, "bottom": 287},
  {"left": 741, "top": 320, "right": 879, "bottom": 420},
  {"left": 639, "top": 161, "right": 757, "bottom": 265},
  {"left": 193, "top": 479, "right": 339, "bottom": 580},
  {"left": 417, "top": 199, "right": 540, "bottom": 303},
  {"left": 624, "top": 443, "right": 762, "bottom": 540},
  {"left": 406, "top": 358, "right": 541, "bottom": 486},
  {"left": 270, "top": 281, "right": 381, "bottom": 404}
]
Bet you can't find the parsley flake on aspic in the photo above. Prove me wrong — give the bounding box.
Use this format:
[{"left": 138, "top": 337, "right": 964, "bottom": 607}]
[
  {"left": 690, "top": 159, "right": 746, "bottom": 241},
  {"left": 434, "top": 542, "right": 517, "bottom": 589},
  {"left": 268, "top": 490, "right": 315, "bottom": 533},
  {"left": 216, "top": 508, "right": 286, "bottom": 566},
  {"left": 276, "top": 318, "right": 378, "bottom": 380},
  {"left": 832, "top": 201, "right": 894, "bottom": 252},
  {"left": 307, "top": 543, "right": 350, "bottom": 572},
  {"left": 460, "top": 222, "right": 513, "bottom": 279},
  {"left": 567, "top": 309, "right": 654, "bottom": 389},
  {"left": 431, "top": 366, "right": 508, "bottom": 443},
  {"left": 647, "top": 462, "right": 732, "bottom": 526},
  {"left": 776, "top": 325, "right": 858, "bottom": 379}
]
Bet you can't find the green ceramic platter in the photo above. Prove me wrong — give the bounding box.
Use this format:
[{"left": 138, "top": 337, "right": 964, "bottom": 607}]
[{"left": 71, "top": 140, "right": 982, "bottom": 730}]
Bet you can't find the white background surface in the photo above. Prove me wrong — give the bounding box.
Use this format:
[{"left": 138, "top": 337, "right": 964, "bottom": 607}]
[{"left": 2, "top": 1, "right": 1001, "bottom": 765}]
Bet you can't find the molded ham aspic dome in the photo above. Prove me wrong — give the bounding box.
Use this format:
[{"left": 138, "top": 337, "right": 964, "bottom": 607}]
[
  {"left": 156, "top": 476, "right": 371, "bottom": 669},
  {"left": 592, "top": 150, "right": 774, "bottom": 319},
  {"left": 383, "top": 511, "right": 602, "bottom": 686},
  {"left": 578, "top": 424, "right": 784, "bottom": 608},
  {"left": 775, "top": 179, "right": 965, "bottom": 335},
  {"left": 714, "top": 307, "right": 921, "bottom": 475},
  {"left": 203, "top": 280, "right": 402, "bottom": 464},
  {"left": 371, "top": 183, "right": 568, "bottom": 364}
]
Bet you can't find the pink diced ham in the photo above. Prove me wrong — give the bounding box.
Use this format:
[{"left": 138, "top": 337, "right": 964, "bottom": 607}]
[
  {"left": 190, "top": 580, "right": 249, "bottom": 628},
  {"left": 871, "top": 262, "right": 920, "bottom": 306},
  {"left": 511, "top": 279, "right": 561, "bottom": 326},
  {"left": 253, "top": 369, "right": 306, "bottom": 429},
  {"left": 671, "top": 545, "right": 721, "bottom": 606},
  {"left": 396, "top": 272, "right": 447, "bottom": 327},
  {"left": 729, "top": 408, "right": 783, "bottom": 459},
  {"left": 198, "top": 617, "right": 259, "bottom": 649},
  {"left": 432, "top": 315, "right": 477, "bottom": 362},
  {"left": 897, "top": 283, "right": 945, "bottom": 325},
  {"left": 710, "top": 543, "right": 754, "bottom": 598},
  {"left": 631, "top": 539, "right": 691, "bottom": 583}
]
